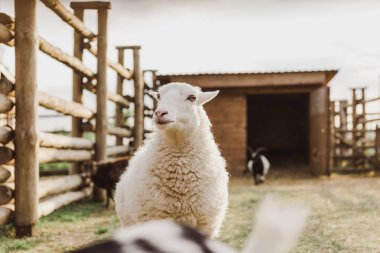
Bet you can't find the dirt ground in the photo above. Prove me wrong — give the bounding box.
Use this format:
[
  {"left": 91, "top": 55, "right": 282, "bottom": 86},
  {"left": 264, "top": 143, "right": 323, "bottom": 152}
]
[{"left": 1, "top": 170, "right": 380, "bottom": 253}]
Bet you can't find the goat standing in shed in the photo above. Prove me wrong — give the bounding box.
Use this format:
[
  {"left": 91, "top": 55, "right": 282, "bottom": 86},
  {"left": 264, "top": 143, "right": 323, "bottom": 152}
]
[{"left": 245, "top": 147, "right": 270, "bottom": 185}]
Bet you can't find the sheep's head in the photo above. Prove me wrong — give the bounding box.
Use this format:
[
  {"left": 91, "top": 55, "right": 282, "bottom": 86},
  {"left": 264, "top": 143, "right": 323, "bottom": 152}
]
[{"left": 153, "top": 83, "right": 219, "bottom": 132}]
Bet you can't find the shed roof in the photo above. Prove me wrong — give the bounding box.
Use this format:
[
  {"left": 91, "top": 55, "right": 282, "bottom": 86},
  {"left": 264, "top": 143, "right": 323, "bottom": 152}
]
[{"left": 156, "top": 69, "right": 338, "bottom": 89}]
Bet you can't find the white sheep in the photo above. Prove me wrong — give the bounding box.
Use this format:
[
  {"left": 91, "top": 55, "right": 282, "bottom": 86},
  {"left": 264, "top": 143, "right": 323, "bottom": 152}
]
[{"left": 115, "top": 82, "right": 229, "bottom": 238}]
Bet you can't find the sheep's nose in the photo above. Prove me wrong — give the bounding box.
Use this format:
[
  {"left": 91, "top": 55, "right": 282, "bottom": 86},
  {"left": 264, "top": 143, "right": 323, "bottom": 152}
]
[{"left": 154, "top": 110, "right": 168, "bottom": 118}]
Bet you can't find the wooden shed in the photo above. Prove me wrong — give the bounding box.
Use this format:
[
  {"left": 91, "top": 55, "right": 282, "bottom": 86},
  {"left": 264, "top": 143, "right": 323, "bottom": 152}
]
[{"left": 157, "top": 70, "right": 338, "bottom": 176}]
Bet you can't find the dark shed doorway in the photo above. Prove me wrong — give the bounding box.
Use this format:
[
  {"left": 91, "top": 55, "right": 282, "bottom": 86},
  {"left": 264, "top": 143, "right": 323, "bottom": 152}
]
[{"left": 247, "top": 94, "right": 309, "bottom": 167}]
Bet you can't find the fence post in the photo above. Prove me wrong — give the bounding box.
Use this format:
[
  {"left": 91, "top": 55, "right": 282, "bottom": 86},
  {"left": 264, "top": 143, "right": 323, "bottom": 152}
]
[
  {"left": 14, "top": 0, "right": 39, "bottom": 237},
  {"left": 71, "top": 1, "right": 111, "bottom": 202},
  {"left": 71, "top": 7, "right": 85, "bottom": 174},
  {"left": 115, "top": 48, "right": 125, "bottom": 146},
  {"left": 130, "top": 46, "right": 144, "bottom": 150}
]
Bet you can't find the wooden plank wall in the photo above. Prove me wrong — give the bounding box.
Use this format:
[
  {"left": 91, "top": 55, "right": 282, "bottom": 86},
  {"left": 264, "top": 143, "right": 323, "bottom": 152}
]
[{"left": 204, "top": 91, "right": 246, "bottom": 176}]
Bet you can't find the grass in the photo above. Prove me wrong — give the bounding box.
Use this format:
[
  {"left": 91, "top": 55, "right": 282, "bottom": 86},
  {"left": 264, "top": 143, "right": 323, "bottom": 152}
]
[{"left": 1, "top": 174, "right": 380, "bottom": 253}]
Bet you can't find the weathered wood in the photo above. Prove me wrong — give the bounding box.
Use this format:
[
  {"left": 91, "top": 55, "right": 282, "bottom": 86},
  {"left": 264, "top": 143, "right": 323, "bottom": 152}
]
[
  {"left": 39, "top": 148, "right": 93, "bottom": 163},
  {"left": 0, "top": 185, "right": 13, "bottom": 205},
  {"left": 0, "top": 146, "right": 14, "bottom": 164},
  {"left": 39, "top": 36, "right": 95, "bottom": 78},
  {"left": 15, "top": 0, "right": 39, "bottom": 230},
  {"left": 115, "top": 48, "right": 125, "bottom": 145},
  {"left": 38, "top": 175, "right": 84, "bottom": 199},
  {"left": 71, "top": 7, "right": 85, "bottom": 175},
  {"left": 38, "top": 91, "right": 94, "bottom": 119},
  {"left": 81, "top": 122, "right": 131, "bottom": 138},
  {"left": 0, "top": 125, "right": 13, "bottom": 144},
  {"left": 83, "top": 81, "right": 129, "bottom": 108},
  {"left": 131, "top": 46, "right": 144, "bottom": 150},
  {"left": 93, "top": 7, "right": 109, "bottom": 202},
  {"left": 0, "top": 165, "right": 13, "bottom": 183},
  {"left": 0, "top": 13, "right": 14, "bottom": 27},
  {"left": 40, "top": 0, "right": 96, "bottom": 40},
  {"left": 39, "top": 132, "right": 93, "bottom": 150},
  {"left": 309, "top": 86, "right": 329, "bottom": 175},
  {"left": 0, "top": 23, "right": 13, "bottom": 43},
  {"left": 86, "top": 44, "right": 132, "bottom": 80},
  {"left": 107, "top": 146, "right": 130, "bottom": 157},
  {"left": 108, "top": 126, "right": 132, "bottom": 138},
  {"left": 0, "top": 206, "right": 13, "bottom": 225},
  {"left": 0, "top": 93, "right": 14, "bottom": 113},
  {"left": 71, "top": 1, "right": 111, "bottom": 10},
  {"left": 0, "top": 73, "right": 15, "bottom": 94},
  {"left": 38, "top": 187, "right": 92, "bottom": 218},
  {"left": 376, "top": 126, "right": 380, "bottom": 175}
]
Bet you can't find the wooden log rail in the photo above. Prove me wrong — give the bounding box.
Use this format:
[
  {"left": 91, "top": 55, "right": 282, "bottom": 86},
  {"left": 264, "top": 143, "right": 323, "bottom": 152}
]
[
  {"left": 39, "top": 132, "right": 93, "bottom": 150},
  {"left": 39, "top": 148, "right": 93, "bottom": 163},
  {"left": 83, "top": 81, "right": 130, "bottom": 108},
  {"left": 0, "top": 165, "right": 14, "bottom": 184},
  {"left": 0, "top": 13, "right": 95, "bottom": 79},
  {"left": 81, "top": 121, "right": 132, "bottom": 138},
  {"left": 38, "top": 175, "right": 89, "bottom": 200},
  {"left": 40, "top": 0, "right": 97, "bottom": 41},
  {"left": 38, "top": 0, "right": 133, "bottom": 80},
  {"left": 85, "top": 44, "right": 133, "bottom": 80},
  {"left": 38, "top": 187, "right": 92, "bottom": 218}
]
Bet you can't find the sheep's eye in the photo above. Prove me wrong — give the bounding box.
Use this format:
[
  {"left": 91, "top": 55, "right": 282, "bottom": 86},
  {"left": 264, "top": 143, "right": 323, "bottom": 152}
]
[
  {"left": 156, "top": 93, "right": 160, "bottom": 100},
  {"left": 187, "top": 95, "right": 196, "bottom": 102}
]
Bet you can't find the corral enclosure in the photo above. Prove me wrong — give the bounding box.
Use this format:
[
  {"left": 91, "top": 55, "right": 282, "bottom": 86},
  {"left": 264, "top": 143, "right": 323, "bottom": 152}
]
[{"left": 157, "top": 71, "right": 337, "bottom": 176}]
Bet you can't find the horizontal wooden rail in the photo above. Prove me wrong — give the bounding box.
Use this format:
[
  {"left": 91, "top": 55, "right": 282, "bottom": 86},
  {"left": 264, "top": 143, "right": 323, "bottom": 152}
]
[
  {"left": 39, "top": 132, "right": 93, "bottom": 150},
  {"left": 85, "top": 44, "right": 133, "bottom": 80},
  {"left": 40, "top": 0, "right": 96, "bottom": 41},
  {"left": 365, "top": 97, "right": 380, "bottom": 103},
  {"left": 0, "top": 126, "right": 13, "bottom": 144},
  {"left": 38, "top": 187, "right": 92, "bottom": 218},
  {"left": 0, "top": 206, "right": 13, "bottom": 225},
  {"left": 82, "top": 122, "right": 132, "bottom": 138},
  {"left": 0, "top": 185, "right": 13, "bottom": 205},
  {"left": 0, "top": 146, "right": 14, "bottom": 164},
  {"left": 0, "top": 165, "right": 13, "bottom": 183},
  {"left": 0, "top": 73, "right": 15, "bottom": 95},
  {"left": 39, "top": 37, "right": 95, "bottom": 78},
  {"left": 38, "top": 175, "right": 86, "bottom": 199},
  {"left": 0, "top": 23, "right": 13, "bottom": 43},
  {"left": 39, "top": 147, "right": 93, "bottom": 163},
  {"left": 0, "top": 16, "right": 95, "bottom": 79},
  {"left": 107, "top": 146, "right": 130, "bottom": 157},
  {"left": 83, "top": 82, "right": 130, "bottom": 108},
  {"left": 108, "top": 126, "right": 132, "bottom": 138},
  {"left": 2, "top": 69, "right": 95, "bottom": 119},
  {"left": 0, "top": 93, "right": 14, "bottom": 113},
  {"left": 38, "top": 91, "right": 95, "bottom": 119}
]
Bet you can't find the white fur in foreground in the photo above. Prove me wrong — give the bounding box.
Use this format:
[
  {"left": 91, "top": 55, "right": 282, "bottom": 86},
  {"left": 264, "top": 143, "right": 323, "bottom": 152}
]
[{"left": 70, "top": 196, "right": 308, "bottom": 253}]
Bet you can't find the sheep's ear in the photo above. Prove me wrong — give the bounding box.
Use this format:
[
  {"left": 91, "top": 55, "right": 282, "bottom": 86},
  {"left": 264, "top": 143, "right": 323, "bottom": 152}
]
[{"left": 198, "top": 90, "right": 219, "bottom": 105}]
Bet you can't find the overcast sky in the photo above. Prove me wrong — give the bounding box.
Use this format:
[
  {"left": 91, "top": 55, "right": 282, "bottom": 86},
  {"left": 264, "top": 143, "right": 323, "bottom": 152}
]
[{"left": 1, "top": 0, "right": 380, "bottom": 130}]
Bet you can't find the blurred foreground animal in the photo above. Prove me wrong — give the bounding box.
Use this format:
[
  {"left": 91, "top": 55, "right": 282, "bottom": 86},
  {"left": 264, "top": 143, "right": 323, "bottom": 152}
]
[
  {"left": 115, "top": 83, "right": 228, "bottom": 238},
  {"left": 69, "top": 196, "right": 308, "bottom": 253},
  {"left": 244, "top": 147, "right": 270, "bottom": 185}
]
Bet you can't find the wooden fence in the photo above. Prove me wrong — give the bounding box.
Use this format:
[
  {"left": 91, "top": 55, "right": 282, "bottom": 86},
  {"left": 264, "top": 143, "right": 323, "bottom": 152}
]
[
  {"left": 331, "top": 87, "right": 380, "bottom": 173},
  {"left": 0, "top": 0, "right": 158, "bottom": 237}
]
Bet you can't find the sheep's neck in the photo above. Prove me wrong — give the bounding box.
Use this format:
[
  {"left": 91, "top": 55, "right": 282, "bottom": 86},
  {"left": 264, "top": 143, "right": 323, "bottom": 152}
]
[{"left": 161, "top": 126, "right": 210, "bottom": 150}]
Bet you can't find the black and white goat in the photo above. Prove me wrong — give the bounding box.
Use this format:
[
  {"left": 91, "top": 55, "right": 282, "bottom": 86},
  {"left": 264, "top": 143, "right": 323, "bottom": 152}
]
[
  {"left": 244, "top": 147, "right": 270, "bottom": 185},
  {"left": 69, "top": 196, "right": 308, "bottom": 253}
]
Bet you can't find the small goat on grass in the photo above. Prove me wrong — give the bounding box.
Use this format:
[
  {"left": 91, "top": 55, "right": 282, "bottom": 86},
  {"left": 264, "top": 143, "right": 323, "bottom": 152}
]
[
  {"left": 244, "top": 147, "right": 270, "bottom": 185},
  {"left": 70, "top": 196, "right": 309, "bottom": 253},
  {"left": 115, "top": 83, "right": 229, "bottom": 238}
]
